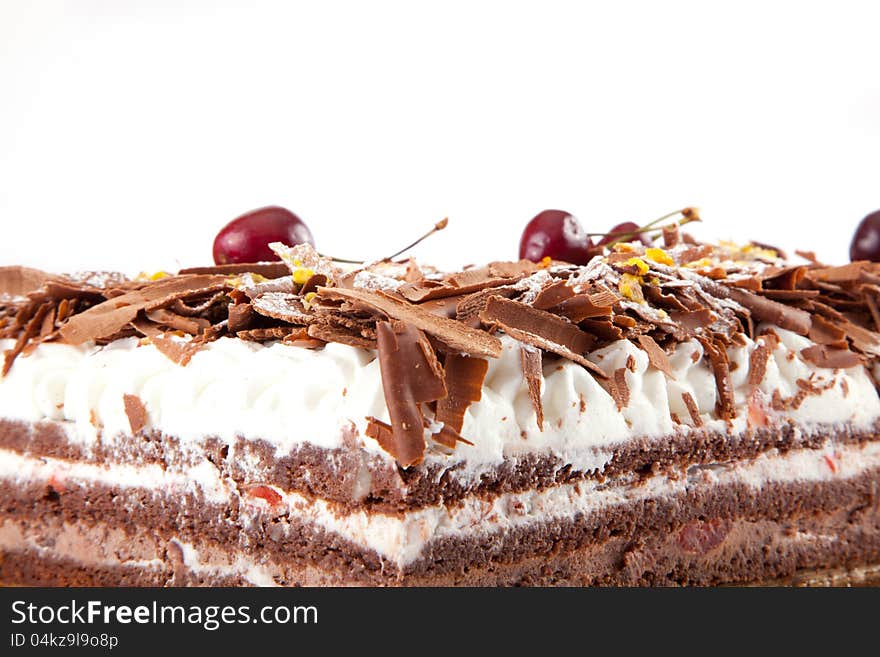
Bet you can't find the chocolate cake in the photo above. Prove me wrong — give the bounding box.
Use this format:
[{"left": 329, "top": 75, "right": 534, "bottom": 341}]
[{"left": 2, "top": 231, "right": 880, "bottom": 586}]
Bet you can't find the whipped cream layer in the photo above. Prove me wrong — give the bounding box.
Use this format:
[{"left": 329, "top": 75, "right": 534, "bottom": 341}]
[
  {"left": 1, "top": 440, "right": 877, "bottom": 569},
  {"left": 1, "top": 325, "right": 879, "bottom": 479}
]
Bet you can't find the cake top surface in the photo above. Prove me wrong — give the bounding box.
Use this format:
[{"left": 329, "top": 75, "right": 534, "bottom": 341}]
[{"left": 3, "top": 225, "right": 880, "bottom": 467}]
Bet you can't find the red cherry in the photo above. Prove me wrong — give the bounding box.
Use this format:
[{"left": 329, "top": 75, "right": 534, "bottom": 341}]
[
  {"left": 597, "top": 221, "right": 652, "bottom": 248},
  {"left": 212, "top": 206, "right": 314, "bottom": 265},
  {"left": 518, "top": 210, "right": 594, "bottom": 265},
  {"left": 245, "top": 485, "right": 283, "bottom": 507},
  {"left": 850, "top": 209, "right": 880, "bottom": 262}
]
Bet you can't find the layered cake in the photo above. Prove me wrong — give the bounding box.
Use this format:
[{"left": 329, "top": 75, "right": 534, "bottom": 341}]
[{"left": 2, "top": 222, "right": 880, "bottom": 586}]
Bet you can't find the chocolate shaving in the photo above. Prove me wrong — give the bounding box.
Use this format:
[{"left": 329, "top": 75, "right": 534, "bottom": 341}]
[
  {"left": 145, "top": 309, "right": 210, "bottom": 335},
  {"left": 242, "top": 276, "right": 296, "bottom": 299},
  {"left": 643, "top": 286, "right": 688, "bottom": 312},
  {"left": 670, "top": 308, "right": 715, "bottom": 333},
  {"left": 677, "top": 245, "right": 713, "bottom": 264},
  {"left": 375, "top": 321, "right": 447, "bottom": 467},
  {"left": 681, "top": 391, "right": 703, "bottom": 427},
  {"left": 150, "top": 334, "right": 203, "bottom": 366},
  {"left": 609, "top": 368, "right": 630, "bottom": 410},
  {"left": 699, "top": 337, "right": 734, "bottom": 420},
  {"left": 532, "top": 280, "right": 575, "bottom": 310},
  {"left": 748, "top": 341, "right": 771, "bottom": 386},
  {"left": 800, "top": 345, "right": 862, "bottom": 369},
  {"left": 168, "top": 292, "right": 229, "bottom": 317},
  {"left": 761, "top": 265, "right": 806, "bottom": 290},
  {"left": 56, "top": 298, "right": 74, "bottom": 323},
  {"left": 636, "top": 334, "right": 672, "bottom": 377},
  {"left": 758, "top": 289, "right": 819, "bottom": 301},
  {"left": 61, "top": 303, "right": 138, "bottom": 345},
  {"left": 479, "top": 296, "right": 606, "bottom": 378},
  {"left": 837, "top": 318, "right": 880, "bottom": 358},
  {"left": 227, "top": 303, "right": 255, "bottom": 333},
  {"left": 808, "top": 314, "right": 848, "bottom": 349},
  {"left": 435, "top": 354, "right": 489, "bottom": 433},
  {"left": 123, "top": 394, "right": 148, "bottom": 433},
  {"left": 795, "top": 250, "right": 823, "bottom": 265},
  {"left": 396, "top": 262, "right": 532, "bottom": 304},
  {"left": 365, "top": 417, "right": 397, "bottom": 459},
  {"left": 178, "top": 262, "right": 290, "bottom": 278},
  {"left": 429, "top": 423, "right": 473, "bottom": 449},
  {"left": 130, "top": 318, "right": 164, "bottom": 339},
  {"left": 398, "top": 273, "right": 514, "bottom": 303},
  {"left": 860, "top": 282, "right": 880, "bottom": 319},
  {"left": 282, "top": 327, "right": 325, "bottom": 349},
  {"left": 419, "top": 296, "right": 465, "bottom": 319},
  {"left": 807, "top": 262, "right": 868, "bottom": 283},
  {"left": 727, "top": 276, "right": 762, "bottom": 291},
  {"left": 579, "top": 318, "right": 624, "bottom": 342},
  {"left": 724, "top": 286, "right": 811, "bottom": 335},
  {"left": 519, "top": 346, "right": 544, "bottom": 430},
  {"left": 312, "top": 313, "right": 378, "bottom": 342},
  {"left": 318, "top": 286, "right": 501, "bottom": 358},
  {"left": 236, "top": 327, "right": 301, "bottom": 341},
  {"left": 193, "top": 321, "right": 227, "bottom": 344},
  {"left": 252, "top": 293, "right": 313, "bottom": 325},
  {"left": 0, "top": 266, "right": 57, "bottom": 298},
  {"left": 39, "top": 281, "right": 106, "bottom": 302},
  {"left": 59, "top": 275, "right": 229, "bottom": 345},
  {"left": 404, "top": 259, "right": 423, "bottom": 283},
  {"left": 39, "top": 306, "right": 57, "bottom": 338},
  {"left": 555, "top": 295, "right": 613, "bottom": 322},
  {"left": 143, "top": 279, "right": 230, "bottom": 312},
  {"left": 487, "top": 260, "right": 539, "bottom": 278},
  {"left": 2, "top": 302, "right": 51, "bottom": 375},
  {"left": 307, "top": 323, "right": 376, "bottom": 349},
  {"left": 455, "top": 286, "right": 519, "bottom": 323}
]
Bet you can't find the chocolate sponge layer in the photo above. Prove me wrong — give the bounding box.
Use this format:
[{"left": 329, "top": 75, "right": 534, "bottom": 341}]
[
  {"left": 2, "top": 464, "right": 878, "bottom": 586},
  {"left": 2, "top": 417, "right": 877, "bottom": 513}
]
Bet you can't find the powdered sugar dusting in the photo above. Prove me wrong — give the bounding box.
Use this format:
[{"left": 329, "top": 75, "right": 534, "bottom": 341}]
[{"left": 353, "top": 271, "right": 403, "bottom": 292}]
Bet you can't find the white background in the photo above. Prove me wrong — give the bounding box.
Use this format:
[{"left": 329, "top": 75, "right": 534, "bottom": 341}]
[{"left": 1, "top": 0, "right": 878, "bottom": 273}]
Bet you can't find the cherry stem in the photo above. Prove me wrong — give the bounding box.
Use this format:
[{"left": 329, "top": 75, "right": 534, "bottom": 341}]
[
  {"left": 318, "top": 218, "right": 449, "bottom": 265},
  {"left": 382, "top": 218, "right": 448, "bottom": 261},
  {"left": 590, "top": 208, "right": 700, "bottom": 247},
  {"left": 318, "top": 254, "right": 364, "bottom": 264}
]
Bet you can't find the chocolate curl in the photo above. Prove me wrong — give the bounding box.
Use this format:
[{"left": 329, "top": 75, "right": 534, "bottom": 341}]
[
  {"left": 398, "top": 266, "right": 515, "bottom": 302},
  {"left": 807, "top": 262, "right": 869, "bottom": 283},
  {"left": 123, "top": 394, "right": 148, "bottom": 433},
  {"left": 520, "top": 346, "right": 544, "bottom": 429},
  {"left": 0, "top": 266, "right": 57, "bottom": 298},
  {"left": 698, "top": 337, "right": 735, "bottom": 420},
  {"left": 702, "top": 277, "right": 812, "bottom": 336},
  {"left": 479, "top": 296, "right": 607, "bottom": 379},
  {"left": 608, "top": 368, "right": 630, "bottom": 410},
  {"left": 375, "top": 321, "right": 447, "bottom": 467},
  {"left": 636, "top": 334, "right": 672, "bottom": 378},
  {"left": 435, "top": 354, "right": 488, "bottom": 434},
  {"left": 178, "top": 262, "right": 290, "bottom": 278},
  {"left": 145, "top": 309, "right": 210, "bottom": 335},
  {"left": 800, "top": 345, "right": 862, "bottom": 369},
  {"left": 227, "top": 303, "right": 255, "bottom": 333},
  {"left": 531, "top": 280, "right": 575, "bottom": 310},
  {"left": 59, "top": 274, "right": 229, "bottom": 345},
  {"left": 2, "top": 302, "right": 52, "bottom": 376},
  {"left": 318, "top": 286, "right": 502, "bottom": 358},
  {"left": 748, "top": 341, "right": 771, "bottom": 386}
]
